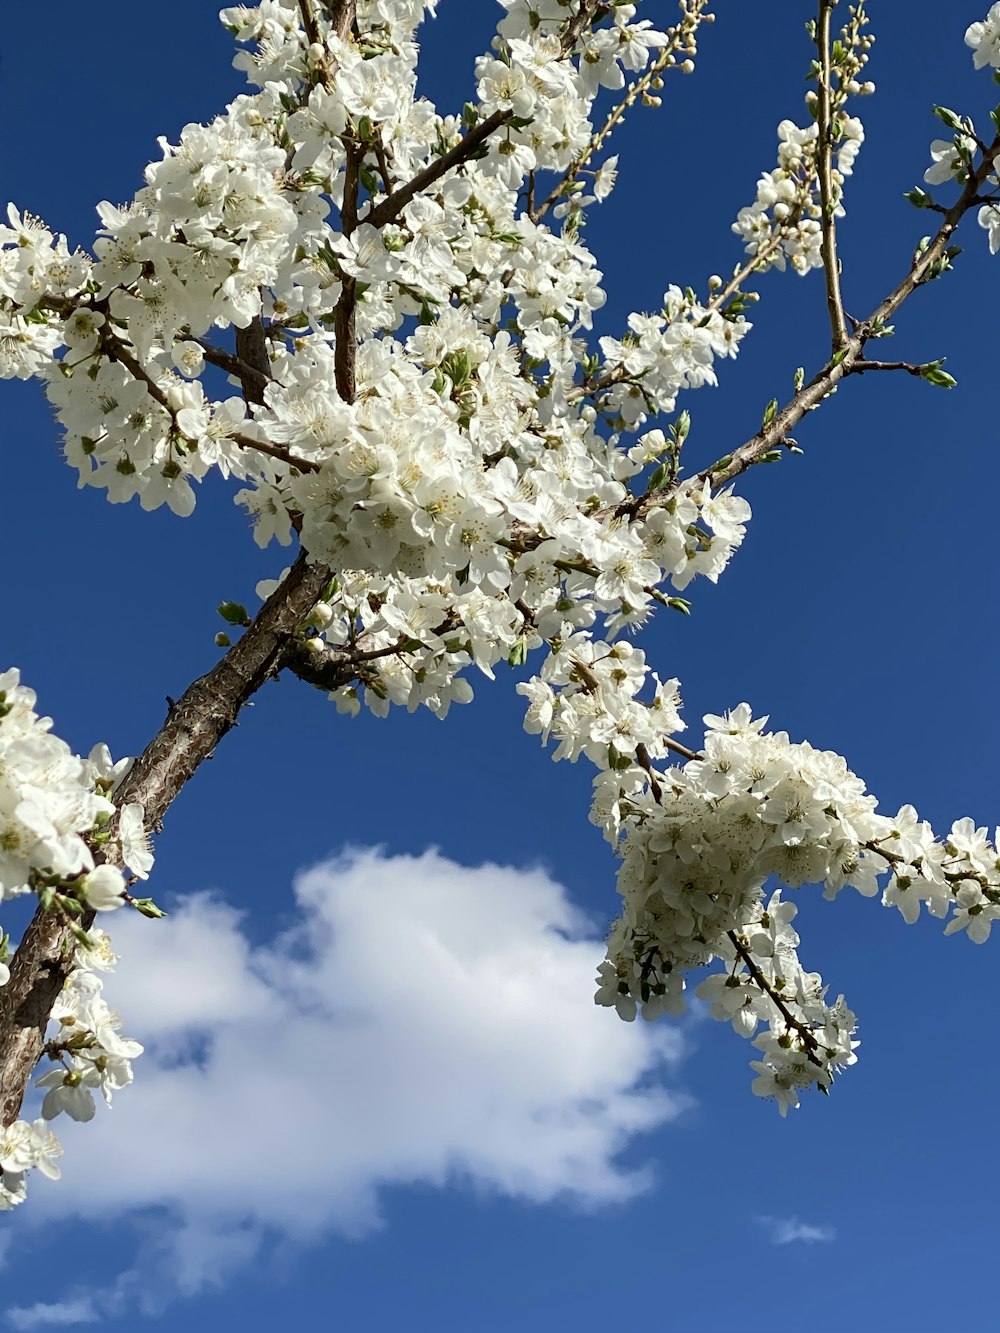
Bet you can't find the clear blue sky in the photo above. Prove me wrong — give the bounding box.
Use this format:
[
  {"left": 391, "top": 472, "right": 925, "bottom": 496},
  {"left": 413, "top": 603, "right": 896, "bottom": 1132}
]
[{"left": 2, "top": 3, "right": 999, "bottom": 1329}]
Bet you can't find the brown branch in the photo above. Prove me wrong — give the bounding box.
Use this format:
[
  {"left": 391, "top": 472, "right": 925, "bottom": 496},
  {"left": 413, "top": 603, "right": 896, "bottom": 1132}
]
[
  {"left": 561, "top": 0, "right": 612, "bottom": 52},
  {"left": 0, "top": 552, "right": 332, "bottom": 1127},
  {"left": 681, "top": 127, "right": 1000, "bottom": 497},
  {"left": 816, "top": 0, "right": 849, "bottom": 350},
  {"left": 364, "top": 110, "right": 511, "bottom": 231},
  {"left": 105, "top": 331, "right": 319, "bottom": 475},
  {"left": 231, "top": 432, "right": 321, "bottom": 473},
  {"left": 360, "top": 1, "right": 615, "bottom": 236},
  {"left": 726, "top": 930, "right": 823, "bottom": 1066},
  {"left": 235, "top": 317, "right": 273, "bottom": 406},
  {"left": 705, "top": 231, "right": 787, "bottom": 314},
  {"left": 316, "top": 0, "right": 356, "bottom": 40},
  {"left": 298, "top": 0, "right": 321, "bottom": 46},
  {"left": 0, "top": 290, "right": 339, "bottom": 1130},
  {"left": 194, "top": 338, "right": 270, "bottom": 399},
  {"left": 333, "top": 141, "right": 361, "bottom": 403},
  {"left": 532, "top": 1, "right": 713, "bottom": 223},
  {"left": 850, "top": 359, "right": 926, "bottom": 376}
]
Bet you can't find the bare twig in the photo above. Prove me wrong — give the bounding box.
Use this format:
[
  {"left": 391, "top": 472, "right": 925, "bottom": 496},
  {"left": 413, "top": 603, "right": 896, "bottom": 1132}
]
[{"left": 849, "top": 359, "right": 925, "bottom": 376}]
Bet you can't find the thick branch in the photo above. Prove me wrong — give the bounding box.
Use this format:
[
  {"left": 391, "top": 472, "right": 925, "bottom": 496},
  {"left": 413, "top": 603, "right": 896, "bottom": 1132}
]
[
  {"left": 0, "top": 552, "right": 331, "bottom": 1127},
  {"left": 235, "top": 317, "right": 273, "bottom": 405}
]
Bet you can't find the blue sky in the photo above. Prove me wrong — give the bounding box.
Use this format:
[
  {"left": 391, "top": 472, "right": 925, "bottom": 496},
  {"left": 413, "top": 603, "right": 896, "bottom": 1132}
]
[{"left": 2, "top": 2, "right": 999, "bottom": 1329}]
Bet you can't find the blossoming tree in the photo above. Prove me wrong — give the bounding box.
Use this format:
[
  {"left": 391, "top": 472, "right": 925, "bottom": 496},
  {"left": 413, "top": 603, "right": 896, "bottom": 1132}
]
[{"left": 2, "top": 0, "right": 1000, "bottom": 1206}]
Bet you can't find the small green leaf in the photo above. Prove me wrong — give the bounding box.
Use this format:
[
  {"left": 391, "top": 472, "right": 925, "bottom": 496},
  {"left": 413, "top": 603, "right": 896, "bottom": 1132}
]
[
  {"left": 217, "top": 601, "right": 250, "bottom": 626},
  {"left": 646, "top": 463, "right": 669, "bottom": 492},
  {"left": 932, "top": 105, "right": 963, "bottom": 131},
  {"left": 762, "top": 398, "right": 778, "bottom": 427},
  {"left": 920, "top": 361, "right": 957, "bottom": 388},
  {"left": 131, "top": 897, "right": 169, "bottom": 920},
  {"left": 507, "top": 637, "right": 529, "bottom": 667}
]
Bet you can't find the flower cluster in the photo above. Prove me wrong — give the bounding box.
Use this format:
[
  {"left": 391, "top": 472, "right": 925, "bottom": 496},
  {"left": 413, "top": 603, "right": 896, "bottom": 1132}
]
[
  {"left": 0, "top": 929, "right": 141, "bottom": 1209},
  {"left": 583, "top": 704, "right": 1000, "bottom": 1114},
  {"left": 2, "top": 0, "right": 1000, "bottom": 1220},
  {"left": 0, "top": 669, "right": 141, "bottom": 909},
  {"left": 914, "top": 8, "right": 1000, "bottom": 253},
  {"left": 732, "top": 115, "right": 865, "bottom": 276}
]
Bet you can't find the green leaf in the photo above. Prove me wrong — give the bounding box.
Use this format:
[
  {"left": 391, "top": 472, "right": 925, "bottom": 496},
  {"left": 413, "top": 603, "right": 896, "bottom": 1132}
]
[
  {"left": 646, "top": 463, "right": 669, "bottom": 492},
  {"left": 672, "top": 409, "right": 691, "bottom": 444},
  {"left": 707, "top": 454, "right": 733, "bottom": 475},
  {"left": 217, "top": 601, "right": 250, "bottom": 626},
  {"left": 932, "top": 105, "right": 963, "bottom": 131},
  {"left": 904, "top": 187, "right": 933, "bottom": 209},
  {"left": 507, "top": 636, "right": 529, "bottom": 667},
  {"left": 131, "top": 897, "right": 169, "bottom": 920},
  {"left": 920, "top": 361, "right": 957, "bottom": 388},
  {"left": 762, "top": 398, "right": 778, "bottom": 427}
]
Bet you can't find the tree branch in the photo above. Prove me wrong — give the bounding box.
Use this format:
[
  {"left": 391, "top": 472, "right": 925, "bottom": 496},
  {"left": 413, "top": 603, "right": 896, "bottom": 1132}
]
[
  {"left": 726, "top": 930, "right": 823, "bottom": 1065},
  {"left": 0, "top": 552, "right": 331, "bottom": 1127},
  {"left": 532, "top": 0, "right": 712, "bottom": 223},
  {"left": 816, "top": 0, "right": 849, "bottom": 351},
  {"left": 363, "top": 110, "right": 512, "bottom": 231},
  {"left": 687, "top": 127, "right": 1000, "bottom": 495},
  {"left": 194, "top": 338, "right": 270, "bottom": 400}
]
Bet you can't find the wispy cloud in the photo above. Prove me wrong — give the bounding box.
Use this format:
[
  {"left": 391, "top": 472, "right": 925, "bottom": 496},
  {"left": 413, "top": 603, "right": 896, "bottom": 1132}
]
[
  {"left": 757, "top": 1215, "right": 837, "bottom": 1245},
  {"left": 7, "top": 1299, "right": 99, "bottom": 1330},
  {"left": 15, "top": 848, "right": 688, "bottom": 1320}
]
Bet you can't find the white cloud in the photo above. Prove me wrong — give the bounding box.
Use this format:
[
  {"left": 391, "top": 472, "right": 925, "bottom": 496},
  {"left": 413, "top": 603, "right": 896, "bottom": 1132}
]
[
  {"left": 757, "top": 1215, "right": 837, "bottom": 1245},
  {"left": 7, "top": 1299, "right": 99, "bottom": 1330},
  {"left": 14, "top": 849, "right": 687, "bottom": 1317}
]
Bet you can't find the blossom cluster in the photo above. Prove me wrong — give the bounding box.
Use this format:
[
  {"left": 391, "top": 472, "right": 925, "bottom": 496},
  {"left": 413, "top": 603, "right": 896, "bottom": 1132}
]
[
  {"left": 914, "top": 8, "right": 1000, "bottom": 252},
  {"left": 0, "top": 930, "right": 141, "bottom": 1210},
  {"left": 582, "top": 704, "right": 1000, "bottom": 1114},
  {"left": 0, "top": 668, "right": 151, "bottom": 911},
  {"left": 732, "top": 114, "right": 865, "bottom": 275},
  {"left": 1, "top": 0, "right": 999, "bottom": 1221}
]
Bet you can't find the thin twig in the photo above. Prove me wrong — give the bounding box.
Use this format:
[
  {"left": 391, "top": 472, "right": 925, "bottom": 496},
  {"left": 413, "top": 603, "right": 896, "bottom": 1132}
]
[
  {"left": 726, "top": 930, "right": 823, "bottom": 1065},
  {"left": 364, "top": 110, "right": 511, "bottom": 231},
  {"left": 850, "top": 359, "right": 925, "bottom": 376},
  {"left": 816, "top": 0, "right": 849, "bottom": 350},
  {"left": 532, "top": 1, "right": 713, "bottom": 223}
]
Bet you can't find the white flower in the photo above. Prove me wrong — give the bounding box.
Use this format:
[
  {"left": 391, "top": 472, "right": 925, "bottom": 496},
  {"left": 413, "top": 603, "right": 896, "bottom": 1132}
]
[
  {"left": 117, "top": 803, "right": 154, "bottom": 880},
  {"left": 80, "top": 864, "right": 126, "bottom": 911},
  {"left": 966, "top": 5, "right": 1000, "bottom": 68}
]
